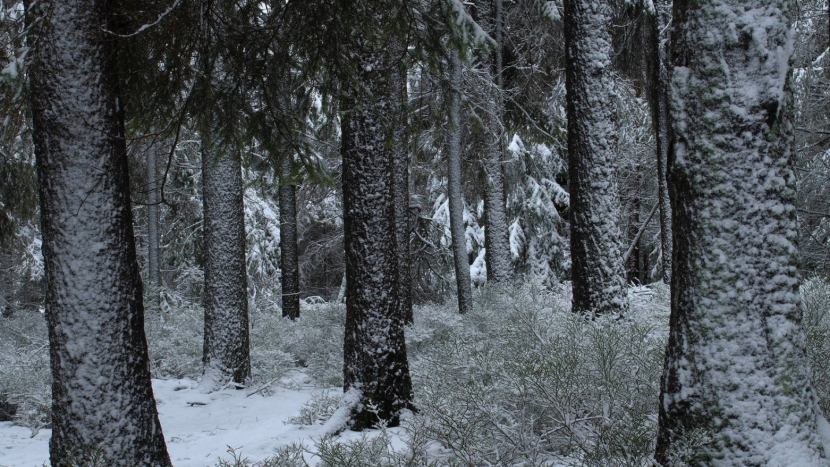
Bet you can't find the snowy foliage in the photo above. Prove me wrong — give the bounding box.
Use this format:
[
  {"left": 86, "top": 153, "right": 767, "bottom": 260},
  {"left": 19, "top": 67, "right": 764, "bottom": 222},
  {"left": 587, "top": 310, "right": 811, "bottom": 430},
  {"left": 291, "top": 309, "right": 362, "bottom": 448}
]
[
  {"left": 507, "top": 136, "right": 570, "bottom": 286},
  {"left": 7, "top": 281, "right": 830, "bottom": 465}
]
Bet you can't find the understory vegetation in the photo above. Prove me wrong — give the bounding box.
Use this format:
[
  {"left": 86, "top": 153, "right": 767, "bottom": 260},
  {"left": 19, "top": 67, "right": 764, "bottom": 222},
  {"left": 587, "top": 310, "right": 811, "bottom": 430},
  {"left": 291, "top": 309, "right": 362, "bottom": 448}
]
[{"left": 3, "top": 279, "right": 829, "bottom": 465}]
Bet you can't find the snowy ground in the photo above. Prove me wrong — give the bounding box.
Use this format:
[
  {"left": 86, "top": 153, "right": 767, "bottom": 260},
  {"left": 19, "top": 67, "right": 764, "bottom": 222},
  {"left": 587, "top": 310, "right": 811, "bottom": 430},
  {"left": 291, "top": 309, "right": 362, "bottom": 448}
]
[{"left": 0, "top": 375, "right": 403, "bottom": 467}]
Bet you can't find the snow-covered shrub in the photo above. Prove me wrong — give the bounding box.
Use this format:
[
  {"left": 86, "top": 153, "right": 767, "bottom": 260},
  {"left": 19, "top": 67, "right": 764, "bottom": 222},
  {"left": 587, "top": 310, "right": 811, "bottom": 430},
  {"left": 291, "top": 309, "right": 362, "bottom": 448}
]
[
  {"left": 145, "top": 295, "right": 299, "bottom": 386},
  {"left": 0, "top": 310, "right": 51, "bottom": 432},
  {"left": 311, "top": 425, "right": 424, "bottom": 467},
  {"left": 802, "top": 277, "right": 830, "bottom": 415},
  {"left": 217, "top": 444, "right": 308, "bottom": 467},
  {"left": 252, "top": 302, "right": 346, "bottom": 387},
  {"left": 145, "top": 294, "right": 204, "bottom": 379},
  {"left": 408, "top": 283, "right": 668, "bottom": 467},
  {"left": 286, "top": 391, "right": 341, "bottom": 425}
]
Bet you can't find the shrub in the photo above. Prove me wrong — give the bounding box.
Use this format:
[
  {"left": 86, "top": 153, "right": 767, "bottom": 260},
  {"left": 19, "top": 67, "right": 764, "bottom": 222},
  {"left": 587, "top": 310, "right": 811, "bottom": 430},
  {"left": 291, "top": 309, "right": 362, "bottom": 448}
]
[
  {"left": 0, "top": 310, "right": 51, "bottom": 433},
  {"left": 406, "top": 283, "right": 668, "bottom": 467},
  {"left": 802, "top": 277, "right": 830, "bottom": 415}
]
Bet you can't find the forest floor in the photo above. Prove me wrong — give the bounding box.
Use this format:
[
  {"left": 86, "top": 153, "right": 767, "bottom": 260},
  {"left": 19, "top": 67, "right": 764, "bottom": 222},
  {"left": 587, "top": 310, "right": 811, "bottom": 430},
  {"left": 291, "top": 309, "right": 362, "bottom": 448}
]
[
  {"left": 9, "top": 281, "right": 829, "bottom": 466},
  {"left": 0, "top": 372, "right": 408, "bottom": 467}
]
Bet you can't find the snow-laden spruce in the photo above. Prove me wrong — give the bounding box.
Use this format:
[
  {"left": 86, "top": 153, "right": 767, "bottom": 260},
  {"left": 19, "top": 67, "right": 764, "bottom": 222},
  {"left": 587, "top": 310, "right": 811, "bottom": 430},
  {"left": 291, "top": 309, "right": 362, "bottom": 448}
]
[
  {"left": 564, "top": 0, "right": 629, "bottom": 315},
  {"left": 482, "top": 0, "right": 512, "bottom": 285},
  {"left": 341, "top": 34, "right": 413, "bottom": 429},
  {"left": 279, "top": 153, "right": 300, "bottom": 320},
  {"left": 655, "top": 1, "right": 830, "bottom": 465},
  {"left": 645, "top": 2, "right": 673, "bottom": 284},
  {"left": 201, "top": 146, "right": 251, "bottom": 389},
  {"left": 27, "top": 0, "right": 171, "bottom": 463},
  {"left": 446, "top": 47, "right": 474, "bottom": 314},
  {"left": 147, "top": 143, "right": 162, "bottom": 314}
]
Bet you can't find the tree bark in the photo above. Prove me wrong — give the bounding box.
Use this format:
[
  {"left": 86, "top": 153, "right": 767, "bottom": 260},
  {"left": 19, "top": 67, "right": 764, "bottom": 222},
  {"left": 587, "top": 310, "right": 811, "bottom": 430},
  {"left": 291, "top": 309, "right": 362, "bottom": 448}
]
[
  {"left": 564, "top": 0, "right": 629, "bottom": 315},
  {"left": 655, "top": 1, "right": 829, "bottom": 465},
  {"left": 645, "top": 4, "right": 673, "bottom": 284},
  {"left": 147, "top": 143, "right": 161, "bottom": 314},
  {"left": 393, "top": 62, "right": 413, "bottom": 324},
  {"left": 201, "top": 145, "right": 250, "bottom": 388},
  {"left": 447, "top": 48, "right": 474, "bottom": 315},
  {"left": 341, "top": 37, "right": 413, "bottom": 430},
  {"left": 483, "top": 0, "right": 512, "bottom": 284},
  {"left": 626, "top": 173, "right": 642, "bottom": 284},
  {"left": 28, "top": 0, "right": 171, "bottom": 463},
  {"left": 279, "top": 154, "right": 300, "bottom": 320}
]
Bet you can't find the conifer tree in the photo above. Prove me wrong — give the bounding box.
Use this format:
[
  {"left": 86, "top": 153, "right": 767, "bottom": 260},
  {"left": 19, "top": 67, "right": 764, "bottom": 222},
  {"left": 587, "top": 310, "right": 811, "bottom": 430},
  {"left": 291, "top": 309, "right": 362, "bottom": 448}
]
[
  {"left": 28, "top": 0, "right": 172, "bottom": 463},
  {"left": 564, "top": 0, "right": 629, "bottom": 315},
  {"left": 656, "top": 1, "right": 829, "bottom": 464},
  {"left": 197, "top": 0, "right": 251, "bottom": 389}
]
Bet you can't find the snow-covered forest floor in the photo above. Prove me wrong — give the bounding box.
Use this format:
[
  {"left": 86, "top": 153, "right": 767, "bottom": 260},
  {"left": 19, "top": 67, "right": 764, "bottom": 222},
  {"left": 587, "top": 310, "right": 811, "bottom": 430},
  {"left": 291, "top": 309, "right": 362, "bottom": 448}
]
[{"left": 3, "top": 280, "right": 830, "bottom": 467}]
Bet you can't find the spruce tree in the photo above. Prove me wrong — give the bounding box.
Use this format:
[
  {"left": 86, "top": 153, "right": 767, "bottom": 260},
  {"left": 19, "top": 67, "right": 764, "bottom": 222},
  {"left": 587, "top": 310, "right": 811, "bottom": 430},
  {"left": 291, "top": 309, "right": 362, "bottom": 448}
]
[
  {"left": 279, "top": 152, "right": 300, "bottom": 320},
  {"left": 28, "top": 0, "right": 171, "bottom": 463},
  {"left": 339, "top": 5, "right": 414, "bottom": 429},
  {"left": 655, "top": 1, "right": 829, "bottom": 464},
  {"left": 564, "top": 0, "right": 629, "bottom": 315}
]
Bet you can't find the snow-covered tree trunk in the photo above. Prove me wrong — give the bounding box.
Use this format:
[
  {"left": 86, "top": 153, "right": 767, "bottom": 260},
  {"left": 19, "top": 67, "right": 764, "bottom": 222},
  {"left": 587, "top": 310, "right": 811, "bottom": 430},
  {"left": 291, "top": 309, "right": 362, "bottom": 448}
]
[
  {"left": 483, "top": 0, "right": 512, "bottom": 284},
  {"left": 655, "top": 1, "right": 829, "bottom": 465},
  {"left": 28, "top": 0, "right": 171, "bottom": 464},
  {"left": 341, "top": 38, "right": 413, "bottom": 430},
  {"left": 201, "top": 145, "right": 250, "bottom": 388},
  {"left": 147, "top": 143, "right": 162, "bottom": 314},
  {"left": 646, "top": 6, "right": 672, "bottom": 284},
  {"left": 625, "top": 175, "right": 642, "bottom": 284},
  {"left": 447, "top": 48, "right": 473, "bottom": 315},
  {"left": 279, "top": 154, "right": 300, "bottom": 320},
  {"left": 564, "top": 0, "right": 629, "bottom": 315},
  {"left": 393, "top": 63, "right": 413, "bottom": 324}
]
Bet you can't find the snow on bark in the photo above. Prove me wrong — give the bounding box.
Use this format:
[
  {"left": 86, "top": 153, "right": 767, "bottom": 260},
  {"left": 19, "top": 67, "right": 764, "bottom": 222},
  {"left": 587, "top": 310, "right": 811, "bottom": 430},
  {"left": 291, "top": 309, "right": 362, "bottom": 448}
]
[
  {"left": 201, "top": 145, "right": 250, "bottom": 389},
  {"left": 147, "top": 143, "right": 162, "bottom": 313},
  {"left": 279, "top": 154, "right": 300, "bottom": 320},
  {"left": 483, "top": 0, "right": 512, "bottom": 284},
  {"left": 28, "top": 0, "right": 171, "bottom": 464},
  {"left": 564, "top": 0, "right": 629, "bottom": 315},
  {"left": 655, "top": 1, "right": 829, "bottom": 465},
  {"left": 645, "top": 6, "right": 673, "bottom": 284},
  {"left": 447, "top": 48, "right": 473, "bottom": 315},
  {"left": 341, "top": 37, "right": 413, "bottom": 430},
  {"left": 393, "top": 62, "right": 413, "bottom": 325}
]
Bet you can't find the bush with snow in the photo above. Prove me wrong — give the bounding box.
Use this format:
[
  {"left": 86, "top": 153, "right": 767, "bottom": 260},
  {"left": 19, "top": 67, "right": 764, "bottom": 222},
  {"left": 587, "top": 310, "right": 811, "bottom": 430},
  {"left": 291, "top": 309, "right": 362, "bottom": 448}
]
[
  {"left": 0, "top": 310, "right": 50, "bottom": 434},
  {"left": 6, "top": 280, "right": 830, "bottom": 467},
  {"left": 404, "top": 283, "right": 668, "bottom": 467}
]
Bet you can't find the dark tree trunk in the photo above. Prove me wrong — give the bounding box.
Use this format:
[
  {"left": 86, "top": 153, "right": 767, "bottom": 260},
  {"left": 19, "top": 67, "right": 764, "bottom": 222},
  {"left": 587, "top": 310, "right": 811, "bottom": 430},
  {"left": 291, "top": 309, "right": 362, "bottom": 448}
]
[
  {"left": 655, "top": 1, "right": 828, "bottom": 464},
  {"left": 564, "top": 0, "right": 629, "bottom": 315},
  {"left": 28, "top": 0, "right": 171, "bottom": 464},
  {"left": 341, "top": 38, "right": 413, "bottom": 430},
  {"left": 279, "top": 154, "right": 300, "bottom": 320},
  {"left": 201, "top": 145, "right": 250, "bottom": 388},
  {"left": 626, "top": 183, "right": 641, "bottom": 284},
  {"left": 645, "top": 4, "right": 673, "bottom": 284},
  {"left": 447, "top": 48, "right": 474, "bottom": 314},
  {"left": 147, "top": 143, "right": 161, "bottom": 314},
  {"left": 483, "top": 0, "right": 512, "bottom": 284},
  {"left": 393, "top": 63, "right": 413, "bottom": 324}
]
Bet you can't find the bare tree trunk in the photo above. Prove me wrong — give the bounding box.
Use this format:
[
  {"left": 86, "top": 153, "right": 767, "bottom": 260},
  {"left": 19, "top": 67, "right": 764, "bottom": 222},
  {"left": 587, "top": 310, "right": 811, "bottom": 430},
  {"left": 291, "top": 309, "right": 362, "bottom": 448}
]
[
  {"left": 626, "top": 178, "right": 641, "bottom": 284},
  {"left": 483, "top": 0, "right": 512, "bottom": 284},
  {"left": 447, "top": 48, "right": 473, "bottom": 315},
  {"left": 29, "top": 0, "right": 171, "bottom": 463},
  {"left": 147, "top": 143, "right": 161, "bottom": 314},
  {"left": 393, "top": 63, "right": 413, "bottom": 324},
  {"left": 279, "top": 154, "right": 300, "bottom": 320},
  {"left": 564, "top": 0, "right": 629, "bottom": 315},
  {"left": 341, "top": 37, "right": 413, "bottom": 430},
  {"left": 645, "top": 5, "right": 672, "bottom": 284},
  {"left": 201, "top": 145, "right": 250, "bottom": 389},
  {"left": 655, "top": 1, "right": 828, "bottom": 464}
]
